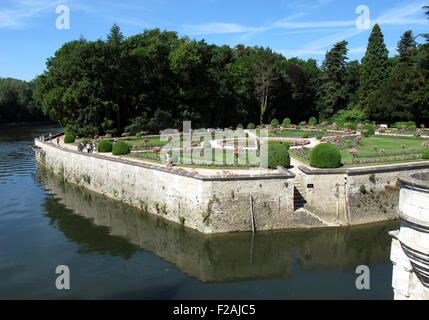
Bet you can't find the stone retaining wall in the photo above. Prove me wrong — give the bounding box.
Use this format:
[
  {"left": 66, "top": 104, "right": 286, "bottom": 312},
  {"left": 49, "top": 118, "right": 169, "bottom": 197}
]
[
  {"left": 299, "top": 162, "right": 429, "bottom": 226},
  {"left": 35, "top": 137, "right": 429, "bottom": 233},
  {"left": 35, "top": 139, "right": 326, "bottom": 234}
]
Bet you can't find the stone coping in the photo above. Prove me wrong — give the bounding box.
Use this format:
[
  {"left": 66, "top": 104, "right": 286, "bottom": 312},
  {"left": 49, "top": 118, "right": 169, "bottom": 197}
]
[
  {"left": 35, "top": 138, "right": 295, "bottom": 181},
  {"left": 399, "top": 173, "right": 429, "bottom": 191},
  {"left": 299, "top": 161, "right": 429, "bottom": 176},
  {"left": 399, "top": 213, "right": 429, "bottom": 231}
]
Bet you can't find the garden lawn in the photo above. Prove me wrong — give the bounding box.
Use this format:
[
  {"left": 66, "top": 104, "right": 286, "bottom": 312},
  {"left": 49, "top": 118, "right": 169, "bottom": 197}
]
[{"left": 340, "top": 136, "right": 428, "bottom": 162}]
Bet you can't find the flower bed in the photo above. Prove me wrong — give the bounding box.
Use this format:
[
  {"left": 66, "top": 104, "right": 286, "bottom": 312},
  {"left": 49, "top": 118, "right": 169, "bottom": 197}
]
[
  {"left": 343, "top": 155, "right": 420, "bottom": 165},
  {"left": 290, "top": 147, "right": 310, "bottom": 160}
]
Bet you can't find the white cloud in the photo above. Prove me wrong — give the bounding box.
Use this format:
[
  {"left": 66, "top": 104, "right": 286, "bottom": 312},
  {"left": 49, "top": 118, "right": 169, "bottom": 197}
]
[
  {"left": 181, "top": 0, "right": 427, "bottom": 38},
  {"left": 0, "top": 0, "right": 88, "bottom": 28}
]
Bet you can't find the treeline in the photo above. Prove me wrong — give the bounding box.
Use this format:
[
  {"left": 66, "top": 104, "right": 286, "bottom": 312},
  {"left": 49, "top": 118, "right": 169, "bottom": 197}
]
[
  {"left": 0, "top": 78, "right": 45, "bottom": 123},
  {"left": 320, "top": 22, "right": 429, "bottom": 127},
  {"left": 32, "top": 26, "right": 320, "bottom": 136},
  {"left": 31, "top": 5, "right": 428, "bottom": 136}
]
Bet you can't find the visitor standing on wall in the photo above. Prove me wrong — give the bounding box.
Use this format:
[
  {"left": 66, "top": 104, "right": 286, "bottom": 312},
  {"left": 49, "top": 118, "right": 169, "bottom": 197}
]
[
  {"left": 56, "top": 137, "right": 59, "bottom": 146},
  {"left": 87, "top": 143, "right": 92, "bottom": 153}
]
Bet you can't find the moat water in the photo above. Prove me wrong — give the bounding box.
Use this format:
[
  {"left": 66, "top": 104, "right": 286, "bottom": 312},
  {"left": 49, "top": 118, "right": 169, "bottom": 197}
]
[{"left": 0, "top": 124, "right": 398, "bottom": 299}]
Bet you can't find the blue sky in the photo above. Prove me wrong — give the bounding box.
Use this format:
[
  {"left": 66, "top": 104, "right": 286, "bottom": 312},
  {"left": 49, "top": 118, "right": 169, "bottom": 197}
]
[{"left": 1, "top": 0, "right": 428, "bottom": 81}]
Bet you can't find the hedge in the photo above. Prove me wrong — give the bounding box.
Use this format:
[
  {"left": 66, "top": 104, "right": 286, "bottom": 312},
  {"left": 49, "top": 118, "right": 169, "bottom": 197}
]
[
  {"left": 310, "top": 143, "right": 341, "bottom": 168},
  {"left": 267, "top": 143, "right": 290, "bottom": 169},
  {"left": 98, "top": 140, "right": 113, "bottom": 153},
  {"left": 392, "top": 121, "right": 416, "bottom": 129},
  {"left": 64, "top": 134, "right": 75, "bottom": 144},
  {"left": 112, "top": 141, "right": 130, "bottom": 155}
]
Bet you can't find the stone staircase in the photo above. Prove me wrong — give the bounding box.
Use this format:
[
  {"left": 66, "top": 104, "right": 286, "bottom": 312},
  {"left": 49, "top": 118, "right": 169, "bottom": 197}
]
[{"left": 293, "top": 176, "right": 306, "bottom": 211}]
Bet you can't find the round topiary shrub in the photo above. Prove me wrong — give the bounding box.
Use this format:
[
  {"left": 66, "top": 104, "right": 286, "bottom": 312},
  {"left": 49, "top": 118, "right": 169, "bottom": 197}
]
[
  {"left": 247, "top": 123, "right": 255, "bottom": 129},
  {"left": 237, "top": 124, "right": 244, "bottom": 129},
  {"left": 270, "top": 119, "right": 279, "bottom": 128},
  {"left": 64, "top": 134, "right": 75, "bottom": 144},
  {"left": 98, "top": 140, "right": 113, "bottom": 153},
  {"left": 112, "top": 141, "right": 130, "bottom": 155},
  {"left": 362, "top": 124, "right": 375, "bottom": 137},
  {"left": 267, "top": 143, "right": 290, "bottom": 169},
  {"left": 302, "top": 132, "right": 309, "bottom": 138},
  {"left": 282, "top": 118, "right": 291, "bottom": 128},
  {"left": 316, "top": 133, "right": 323, "bottom": 140},
  {"left": 308, "top": 117, "right": 317, "bottom": 126},
  {"left": 309, "top": 143, "right": 342, "bottom": 168},
  {"left": 423, "top": 148, "right": 429, "bottom": 159}
]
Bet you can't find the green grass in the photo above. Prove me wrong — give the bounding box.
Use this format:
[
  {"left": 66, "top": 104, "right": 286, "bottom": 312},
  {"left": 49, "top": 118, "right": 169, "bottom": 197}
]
[
  {"left": 126, "top": 137, "right": 170, "bottom": 148},
  {"left": 289, "top": 149, "right": 310, "bottom": 165},
  {"left": 340, "top": 136, "right": 427, "bottom": 162},
  {"left": 289, "top": 136, "right": 429, "bottom": 168}
]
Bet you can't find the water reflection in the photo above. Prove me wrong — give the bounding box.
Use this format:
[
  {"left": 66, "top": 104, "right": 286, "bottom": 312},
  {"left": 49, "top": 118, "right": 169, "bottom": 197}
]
[{"left": 37, "top": 166, "right": 399, "bottom": 284}]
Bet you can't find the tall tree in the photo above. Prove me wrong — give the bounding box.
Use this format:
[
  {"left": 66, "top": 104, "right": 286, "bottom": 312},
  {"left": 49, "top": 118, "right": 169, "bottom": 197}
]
[
  {"left": 367, "top": 63, "right": 429, "bottom": 124},
  {"left": 106, "top": 24, "right": 125, "bottom": 134},
  {"left": 359, "top": 24, "right": 390, "bottom": 110},
  {"left": 344, "top": 60, "right": 361, "bottom": 107},
  {"left": 397, "top": 30, "right": 417, "bottom": 65},
  {"left": 254, "top": 48, "right": 279, "bottom": 124},
  {"left": 317, "top": 41, "right": 349, "bottom": 119}
]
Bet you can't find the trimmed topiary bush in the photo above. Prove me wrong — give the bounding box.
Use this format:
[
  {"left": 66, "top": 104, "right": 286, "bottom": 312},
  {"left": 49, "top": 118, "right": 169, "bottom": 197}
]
[
  {"left": 423, "top": 148, "right": 429, "bottom": 159},
  {"left": 361, "top": 124, "right": 375, "bottom": 137},
  {"left": 308, "top": 117, "right": 317, "bottom": 126},
  {"left": 309, "top": 143, "right": 341, "bottom": 168},
  {"left": 270, "top": 119, "right": 279, "bottom": 128},
  {"left": 64, "top": 134, "right": 75, "bottom": 144},
  {"left": 282, "top": 118, "right": 291, "bottom": 128},
  {"left": 112, "top": 141, "right": 130, "bottom": 155},
  {"left": 237, "top": 124, "right": 244, "bottom": 129},
  {"left": 98, "top": 140, "right": 113, "bottom": 153},
  {"left": 247, "top": 123, "right": 255, "bottom": 129},
  {"left": 316, "top": 133, "right": 323, "bottom": 140},
  {"left": 302, "top": 132, "right": 309, "bottom": 138},
  {"left": 267, "top": 143, "right": 290, "bottom": 169}
]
